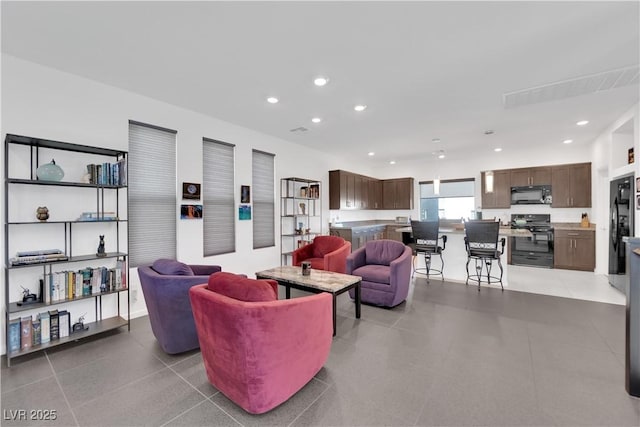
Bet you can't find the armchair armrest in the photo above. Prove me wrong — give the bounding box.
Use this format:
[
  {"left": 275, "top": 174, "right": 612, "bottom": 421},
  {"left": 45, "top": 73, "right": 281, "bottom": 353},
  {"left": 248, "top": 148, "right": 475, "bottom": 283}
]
[
  {"left": 190, "top": 264, "right": 222, "bottom": 275},
  {"left": 346, "top": 246, "right": 366, "bottom": 274},
  {"left": 292, "top": 243, "right": 315, "bottom": 266},
  {"left": 389, "top": 246, "right": 413, "bottom": 286},
  {"left": 324, "top": 241, "right": 351, "bottom": 274}
]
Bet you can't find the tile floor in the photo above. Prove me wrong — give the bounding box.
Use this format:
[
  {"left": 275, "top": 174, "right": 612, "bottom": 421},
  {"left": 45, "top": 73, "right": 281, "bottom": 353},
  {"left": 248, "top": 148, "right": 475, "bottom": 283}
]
[{"left": 2, "top": 275, "right": 639, "bottom": 426}]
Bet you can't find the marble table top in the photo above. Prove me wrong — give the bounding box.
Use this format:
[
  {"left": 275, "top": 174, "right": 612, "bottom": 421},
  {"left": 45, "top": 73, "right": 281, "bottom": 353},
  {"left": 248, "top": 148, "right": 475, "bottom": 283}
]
[{"left": 256, "top": 266, "right": 361, "bottom": 293}]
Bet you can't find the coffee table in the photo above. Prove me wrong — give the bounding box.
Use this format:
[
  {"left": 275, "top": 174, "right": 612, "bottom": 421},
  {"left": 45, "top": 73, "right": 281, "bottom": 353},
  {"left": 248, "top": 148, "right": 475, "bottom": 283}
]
[{"left": 255, "top": 266, "right": 361, "bottom": 336}]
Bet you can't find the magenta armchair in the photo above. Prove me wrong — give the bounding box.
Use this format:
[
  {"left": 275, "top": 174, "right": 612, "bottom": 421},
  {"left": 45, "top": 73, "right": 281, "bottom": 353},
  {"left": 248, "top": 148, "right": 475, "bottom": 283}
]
[
  {"left": 292, "top": 235, "right": 351, "bottom": 273},
  {"left": 347, "top": 239, "right": 412, "bottom": 307},
  {"left": 189, "top": 272, "right": 333, "bottom": 414},
  {"left": 138, "top": 259, "right": 221, "bottom": 354}
]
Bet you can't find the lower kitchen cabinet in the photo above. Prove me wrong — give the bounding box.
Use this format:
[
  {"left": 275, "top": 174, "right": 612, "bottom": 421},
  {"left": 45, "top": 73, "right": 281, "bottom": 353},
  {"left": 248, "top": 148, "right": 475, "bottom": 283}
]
[{"left": 554, "top": 229, "right": 595, "bottom": 271}]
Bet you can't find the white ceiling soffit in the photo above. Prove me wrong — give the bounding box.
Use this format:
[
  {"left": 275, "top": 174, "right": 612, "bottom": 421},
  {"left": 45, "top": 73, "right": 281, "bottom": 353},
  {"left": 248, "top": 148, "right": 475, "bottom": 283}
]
[{"left": 504, "top": 64, "right": 639, "bottom": 109}]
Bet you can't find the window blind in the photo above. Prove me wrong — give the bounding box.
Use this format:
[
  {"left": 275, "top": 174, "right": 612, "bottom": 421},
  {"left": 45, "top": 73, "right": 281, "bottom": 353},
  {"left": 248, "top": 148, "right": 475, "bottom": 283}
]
[
  {"left": 203, "top": 138, "right": 236, "bottom": 256},
  {"left": 128, "top": 121, "right": 177, "bottom": 267},
  {"left": 252, "top": 150, "right": 275, "bottom": 249}
]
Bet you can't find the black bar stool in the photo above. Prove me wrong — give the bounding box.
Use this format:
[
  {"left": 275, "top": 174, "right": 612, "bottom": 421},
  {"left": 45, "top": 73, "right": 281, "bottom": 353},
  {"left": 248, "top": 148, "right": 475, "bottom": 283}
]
[
  {"left": 410, "top": 220, "right": 447, "bottom": 281},
  {"left": 463, "top": 220, "right": 505, "bottom": 290}
]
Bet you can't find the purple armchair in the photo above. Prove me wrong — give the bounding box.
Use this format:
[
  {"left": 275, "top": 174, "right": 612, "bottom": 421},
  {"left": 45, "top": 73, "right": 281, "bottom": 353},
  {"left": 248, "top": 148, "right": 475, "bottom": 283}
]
[
  {"left": 137, "top": 259, "right": 221, "bottom": 354},
  {"left": 190, "top": 272, "right": 332, "bottom": 414},
  {"left": 347, "top": 239, "right": 412, "bottom": 307}
]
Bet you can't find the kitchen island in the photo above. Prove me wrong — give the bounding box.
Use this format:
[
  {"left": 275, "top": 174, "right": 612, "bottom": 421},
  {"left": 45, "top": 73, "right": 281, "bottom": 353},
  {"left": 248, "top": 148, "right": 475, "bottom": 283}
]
[{"left": 330, "top": 220, "right": 531, "bottom": 288}]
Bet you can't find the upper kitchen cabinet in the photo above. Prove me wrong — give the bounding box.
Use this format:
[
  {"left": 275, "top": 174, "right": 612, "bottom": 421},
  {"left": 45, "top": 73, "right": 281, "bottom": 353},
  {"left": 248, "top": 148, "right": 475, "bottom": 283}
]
[
  {"left": 481, "top": 170, "right": 511, "bottom": 209},
  {"left": 368, "top": 179, "right": 382, "bottom": 209},
  {"left": 510, "top": 167, "right": 551, "bottom": 187},
  {"left": 382, "top": 178, "right": 414, "bottom": 210},
  {"left": 551, "top": 162, "right": 592, "bottom": 208}
]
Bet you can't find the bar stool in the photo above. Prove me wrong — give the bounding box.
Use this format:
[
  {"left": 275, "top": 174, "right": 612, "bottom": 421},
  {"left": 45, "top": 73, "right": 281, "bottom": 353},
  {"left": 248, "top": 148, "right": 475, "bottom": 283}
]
[
  {"left": 463, "top": 220, "right": 505, "bottom": 290},
  {"left": 410, "top": 220, "right": 447, "bottom": 280}
]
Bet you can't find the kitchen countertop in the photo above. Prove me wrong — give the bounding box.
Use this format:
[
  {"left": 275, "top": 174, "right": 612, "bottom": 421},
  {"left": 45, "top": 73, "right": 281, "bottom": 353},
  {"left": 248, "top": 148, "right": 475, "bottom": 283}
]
[
  {"left": 330, "top": 220, "right": 410, "bottom": 229},
  {"left": 393, "top": 225, "right": 533, "bottom": 237},
  {"left": 552, "top": 222, "right": 596, "bottom": 231}
]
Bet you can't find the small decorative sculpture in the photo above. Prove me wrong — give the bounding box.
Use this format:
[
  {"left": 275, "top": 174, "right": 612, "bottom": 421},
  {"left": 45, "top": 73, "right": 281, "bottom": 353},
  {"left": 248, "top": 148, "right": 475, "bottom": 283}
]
[
  {"left": 299, "top": 202, "right": 306, "bottom": 215},
  {"left": 17, "top": 286, "right": 38, "bottom": 306},
  {"left": 96, "top": 235, "right": 106, "bottom": 257},
  {"left": 36, "top": 206, "right": 49, "bottom": 222},
  {"left": 72, "top": 314, "right": 89, "bottom": 333}
]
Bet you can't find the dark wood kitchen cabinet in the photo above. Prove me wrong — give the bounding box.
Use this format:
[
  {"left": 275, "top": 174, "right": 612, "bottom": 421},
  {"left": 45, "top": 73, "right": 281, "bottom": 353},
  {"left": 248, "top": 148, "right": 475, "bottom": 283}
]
[
  {"left": 554, "top": 229, "right": 595, "bottom": 271},
  {"left": 330, "top": 170, "right": 355, "bottom": 209},
  {"left": 510, "top": 167, "right": 551, "bottom": 187},
  {"left": 481, "top": 170, "right": 511, "bottom": 209},
  {"left": 382, "top": 178, "right": 414, "bottom": 210},
  {"left": 551, "top": 163, "right": 591, "bottom": 207},
  {"left": 368, "top": 179, "right": 382, "bottom": 209}
]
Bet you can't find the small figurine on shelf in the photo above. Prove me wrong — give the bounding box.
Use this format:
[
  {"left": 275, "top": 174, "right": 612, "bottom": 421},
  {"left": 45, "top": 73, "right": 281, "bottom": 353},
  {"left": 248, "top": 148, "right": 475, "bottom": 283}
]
[
  {"left": 299, "top": 202, "right": 306, "bottom": 215},
  {"left": 72, "top": 314, "right": 89, "bottom": 333},
  {"left": 96, "top": 235, "right": 106, "bottom": 257},
  {"left": 16, "top": 286, "right": 38, "bottom": 306},
  {"left": 36, "top": 206, "right": 49, "bottom": 222}
]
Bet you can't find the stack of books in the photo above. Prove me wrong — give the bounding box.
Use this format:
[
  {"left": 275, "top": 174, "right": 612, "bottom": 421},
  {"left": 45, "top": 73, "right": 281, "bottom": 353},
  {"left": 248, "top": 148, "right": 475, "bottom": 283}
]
[
  {"left": 76, "top": 211, "right": 118, "bottom": 221},
  {"left": 9, "top": 249, "right": 68, "bottom": 266},
  {"left": 8, "top": 310, "right": 72, "bottom": 353}
]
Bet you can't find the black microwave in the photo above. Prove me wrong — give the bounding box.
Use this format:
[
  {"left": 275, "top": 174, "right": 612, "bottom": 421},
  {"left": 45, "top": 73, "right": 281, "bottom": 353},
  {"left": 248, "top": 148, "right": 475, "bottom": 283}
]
[{"left": 511, "top": 185, "right": 552, "bottom": 205}]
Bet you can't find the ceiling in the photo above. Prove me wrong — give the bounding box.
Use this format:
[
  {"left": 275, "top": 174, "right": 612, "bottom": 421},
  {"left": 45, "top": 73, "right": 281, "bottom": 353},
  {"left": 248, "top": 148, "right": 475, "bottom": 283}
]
[{"left": 2, "top": 1, "right": 639, "bottom": 166}]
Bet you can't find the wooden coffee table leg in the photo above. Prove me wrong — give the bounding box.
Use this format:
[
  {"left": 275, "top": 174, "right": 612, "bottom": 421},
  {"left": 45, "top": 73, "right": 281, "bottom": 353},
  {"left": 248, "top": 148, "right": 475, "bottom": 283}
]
[{"left": 355, "top": 281, "right": 361, "bottom": 319}]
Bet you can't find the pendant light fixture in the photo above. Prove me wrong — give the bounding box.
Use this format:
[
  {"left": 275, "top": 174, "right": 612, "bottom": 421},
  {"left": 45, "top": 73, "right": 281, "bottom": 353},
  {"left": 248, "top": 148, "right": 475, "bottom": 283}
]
[
  {"left": 485, "top": 171, "right": 494, "bottom": 193},
  {"left": 433, "top": 177, "right": 441, "bottom": 195}
]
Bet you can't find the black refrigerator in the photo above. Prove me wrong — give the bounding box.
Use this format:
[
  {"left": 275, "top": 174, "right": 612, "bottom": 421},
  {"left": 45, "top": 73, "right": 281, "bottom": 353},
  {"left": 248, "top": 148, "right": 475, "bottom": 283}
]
[{"left": 609, "top": 174, "right": 634, "bottom": 294}]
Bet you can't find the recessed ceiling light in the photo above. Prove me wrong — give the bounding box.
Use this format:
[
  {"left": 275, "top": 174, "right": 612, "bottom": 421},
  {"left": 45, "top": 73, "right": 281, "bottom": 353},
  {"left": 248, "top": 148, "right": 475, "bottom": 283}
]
[
  {"left": 313, "top": 76, "right": 329, "bottom": 86},
  {"left": 266, "top": 97, "right": 279, "bottom": 104},
  {"left": 576, "top": 120, "right": 589, "bottom": 126},
  {"left": 354, "top": 105, "right": 367, "bottom": 112},
  {"left": 494, "top": 148, "right": 502, "bottom": 152},
  {"left": 432, "top": 138, "right": 441, "bottom": 143},
  {"left": 389, "top": 160, "right": 396, "bottom": 165},
  {"left": 368, "top": 152, "right": 375, "bottom": 156},
  {"left": 563, "top": 139, "right": 573, "bottom": 144},
  {"left": 311, "top": 117, "right": 322, "bottom": 124},
  {"left": 438, "top": 154, "right": 446, "bottom": 159}
]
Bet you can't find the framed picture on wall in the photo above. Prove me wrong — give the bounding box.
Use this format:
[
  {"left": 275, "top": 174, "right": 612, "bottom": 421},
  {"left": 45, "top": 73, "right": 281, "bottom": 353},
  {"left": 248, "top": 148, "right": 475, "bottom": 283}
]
[
  {"left": 180, "top": 204, "right": 202, "bottom": 219},
  {"left": 241, "top": 185, "right": 250, "bottom": 203},
  {"left": 182, "top": 182, "right": 201, "bottom": 200}
]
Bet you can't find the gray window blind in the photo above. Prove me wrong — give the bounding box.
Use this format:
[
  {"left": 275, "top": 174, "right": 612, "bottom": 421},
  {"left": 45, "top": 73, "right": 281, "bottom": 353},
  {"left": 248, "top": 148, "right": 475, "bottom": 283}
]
[
  {"left": 252, "top": 150, "right": 275, "bottom": 249},
  {"left": 203, "top": 138, "right": 236, "bottom": 256},
  {"left": 128, "top": 121, "right": 177, "bottom": 267}
]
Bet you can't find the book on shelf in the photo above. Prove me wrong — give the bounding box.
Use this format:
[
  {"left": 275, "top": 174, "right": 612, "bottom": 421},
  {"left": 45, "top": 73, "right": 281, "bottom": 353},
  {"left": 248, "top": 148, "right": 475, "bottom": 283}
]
[
  {"left": 77, "top": 211, "right": 118, "bottom": 221},
  {"left": 10, "top": 252, "right": 68, "bottom": 266},
  {"left": 86, "top": 157, "right": 126, "bottom": 186},
  {"left": 21, "top": 317, "right": 32, "bottom": 350},
  {"left": 58, "top": 311, "right": 70, "bottom": 338},
  {"left": 49, "top": 310, "right": 59, "bottom": 340},
  {"left": 8, "top": 318, "right": 21, "bottom": 353},
  {"left": 32, "top": 317, "right": 41, "bottom": 346},
  {"left": 40, "top": 312, "right": 50, "bottom": 344}
]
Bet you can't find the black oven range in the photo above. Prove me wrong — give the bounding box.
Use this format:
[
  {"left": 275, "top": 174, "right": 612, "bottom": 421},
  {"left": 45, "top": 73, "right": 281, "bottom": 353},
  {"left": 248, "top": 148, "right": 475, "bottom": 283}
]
[{"left": 510, "top": 214, "right": 554, "bottom": 268}]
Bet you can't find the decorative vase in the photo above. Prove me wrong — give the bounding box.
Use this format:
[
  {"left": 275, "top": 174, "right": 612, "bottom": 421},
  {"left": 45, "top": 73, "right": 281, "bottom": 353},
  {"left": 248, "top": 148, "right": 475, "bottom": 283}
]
[
  {"left": 36, "top": 159, "right": 64, "bottom": 181},
  {"left": 36, "top": 206, "right": 49, "bottom": 222}
]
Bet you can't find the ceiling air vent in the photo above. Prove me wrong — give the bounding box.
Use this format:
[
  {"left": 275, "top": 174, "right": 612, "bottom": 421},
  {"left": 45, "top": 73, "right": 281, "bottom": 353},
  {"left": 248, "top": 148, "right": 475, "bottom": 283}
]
[
  {"left": 289, "top": 127, "right": 308, "bottom": 132},
  {"left": 503, "top": 64, "right": 639, "bottom": 109}
]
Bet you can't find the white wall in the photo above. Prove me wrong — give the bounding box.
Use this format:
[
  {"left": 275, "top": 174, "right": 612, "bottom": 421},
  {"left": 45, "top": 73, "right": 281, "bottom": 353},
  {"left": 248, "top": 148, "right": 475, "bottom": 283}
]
[{"left": 0, "top": 55, "right": 357, "bottom": 354}]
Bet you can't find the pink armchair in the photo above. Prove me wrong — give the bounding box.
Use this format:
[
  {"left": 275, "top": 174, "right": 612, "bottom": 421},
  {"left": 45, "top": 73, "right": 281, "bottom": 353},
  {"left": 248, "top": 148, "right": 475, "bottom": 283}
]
[
  {"left": 292, "top": 235, "right": 351, "bottom": 273},
  {"left": 189, "top": 272, "right": 333, "bottom": 414}
]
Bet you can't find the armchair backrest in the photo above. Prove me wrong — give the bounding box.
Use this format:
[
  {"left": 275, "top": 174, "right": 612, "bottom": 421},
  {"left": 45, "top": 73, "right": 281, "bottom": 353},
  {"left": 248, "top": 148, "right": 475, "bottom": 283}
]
[
  {"left": 364, "top": 239, "right": 406, "bottom": 266},
  {"left": 312, "top": 235, "right": 347, "bottom": 257},
  {"left": 464, "top": 220, "right": 500, "bottom": 256}
]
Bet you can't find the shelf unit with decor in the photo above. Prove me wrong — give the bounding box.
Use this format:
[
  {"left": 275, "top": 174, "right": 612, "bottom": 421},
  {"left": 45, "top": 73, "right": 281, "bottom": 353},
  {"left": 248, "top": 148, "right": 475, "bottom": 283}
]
[
  {"left": 280, "top": 177, "right": 322, "bottom": 265},
  {"left": 4, "top": 134, "right": 129, "bottom": 366}
]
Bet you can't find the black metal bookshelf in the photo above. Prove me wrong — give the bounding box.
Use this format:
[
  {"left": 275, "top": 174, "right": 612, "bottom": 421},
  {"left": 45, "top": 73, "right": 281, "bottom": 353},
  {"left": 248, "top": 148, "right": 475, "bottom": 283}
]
[{"left": 4, "top": 134, "right": 130, "bottom": 366}]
